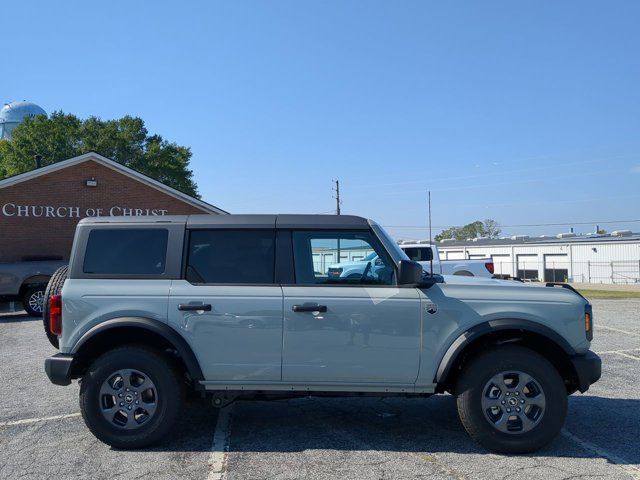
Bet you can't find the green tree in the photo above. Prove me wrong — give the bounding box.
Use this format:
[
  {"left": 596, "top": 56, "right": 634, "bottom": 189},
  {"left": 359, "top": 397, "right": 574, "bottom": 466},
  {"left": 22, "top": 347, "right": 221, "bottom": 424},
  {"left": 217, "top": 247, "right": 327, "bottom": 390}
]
[
  {"left": 435, "top": 219, "right": 501, "bottom": 241},
  {"left": 0, "top": 112, "right": 199, "bottom": 197},
  {"left": 482, "top": 218, "right": 501, "bottom": 238}
]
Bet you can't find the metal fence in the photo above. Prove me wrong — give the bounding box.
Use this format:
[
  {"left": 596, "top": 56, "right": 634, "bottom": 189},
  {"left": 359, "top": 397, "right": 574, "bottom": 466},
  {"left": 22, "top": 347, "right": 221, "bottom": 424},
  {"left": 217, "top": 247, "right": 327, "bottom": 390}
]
[{"left": 491, "top": 260, "right": 640, "bottom": 284}]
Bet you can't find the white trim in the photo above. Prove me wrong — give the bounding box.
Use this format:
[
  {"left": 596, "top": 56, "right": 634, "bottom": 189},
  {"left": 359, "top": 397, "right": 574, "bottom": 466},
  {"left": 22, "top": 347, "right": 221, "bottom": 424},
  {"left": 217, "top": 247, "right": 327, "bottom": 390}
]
[{"left": 0, "top": 152, "right": 228, "bottom": 215}]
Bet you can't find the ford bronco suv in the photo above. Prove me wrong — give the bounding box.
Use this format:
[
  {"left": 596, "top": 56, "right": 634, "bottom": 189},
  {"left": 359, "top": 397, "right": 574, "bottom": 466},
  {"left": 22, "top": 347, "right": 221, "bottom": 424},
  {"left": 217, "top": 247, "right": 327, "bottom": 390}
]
[{"left": 43, "top": 214, "right": 600, "bottom": 452}]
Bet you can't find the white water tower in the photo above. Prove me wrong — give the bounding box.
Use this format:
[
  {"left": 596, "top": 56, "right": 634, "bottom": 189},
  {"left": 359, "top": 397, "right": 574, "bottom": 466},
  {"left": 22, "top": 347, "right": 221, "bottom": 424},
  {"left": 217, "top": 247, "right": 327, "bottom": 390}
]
[{"left": 0, "top": 101, "right": 47, "bottom": 139}]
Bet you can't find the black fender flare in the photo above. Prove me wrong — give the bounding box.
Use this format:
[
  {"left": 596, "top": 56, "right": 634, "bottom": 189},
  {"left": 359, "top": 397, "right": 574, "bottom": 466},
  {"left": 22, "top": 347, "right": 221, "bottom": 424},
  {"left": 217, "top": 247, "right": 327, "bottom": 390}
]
[
  {"left": 71, "top": 317, "right": 204, "bottom": 382},
  {"left": 435, "top": 318, "right": 576, "bottom": 384}
]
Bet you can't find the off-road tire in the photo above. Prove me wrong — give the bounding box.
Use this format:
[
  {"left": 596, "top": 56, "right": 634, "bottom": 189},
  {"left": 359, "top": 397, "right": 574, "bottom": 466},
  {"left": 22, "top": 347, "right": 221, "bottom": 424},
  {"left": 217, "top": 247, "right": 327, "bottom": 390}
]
[
  {"left": 455, "top": 345, "right": 567, "bottom": 454},
  {"left": 79, "top": 345, "right": 184, "bottom": 449},
  {"left": 42, "top": 265, "right": 68, "bottom": 348}
]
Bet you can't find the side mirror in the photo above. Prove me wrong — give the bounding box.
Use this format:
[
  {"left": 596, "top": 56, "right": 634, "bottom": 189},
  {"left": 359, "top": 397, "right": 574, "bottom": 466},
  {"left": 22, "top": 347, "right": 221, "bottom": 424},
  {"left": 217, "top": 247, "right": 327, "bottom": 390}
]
[{"left": 397, "top": 260, "right": 423, "bottom": 285}]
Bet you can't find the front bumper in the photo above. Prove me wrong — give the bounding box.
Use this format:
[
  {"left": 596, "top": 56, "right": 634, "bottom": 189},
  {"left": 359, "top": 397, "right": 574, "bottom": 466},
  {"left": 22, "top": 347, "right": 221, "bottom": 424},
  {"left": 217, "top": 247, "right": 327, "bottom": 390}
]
[
  {"left": 44, "top": 353, "right": 73, "bottom": 386},
  {"left": 571, "top": 350, "right": 601, "bottom": 393}
]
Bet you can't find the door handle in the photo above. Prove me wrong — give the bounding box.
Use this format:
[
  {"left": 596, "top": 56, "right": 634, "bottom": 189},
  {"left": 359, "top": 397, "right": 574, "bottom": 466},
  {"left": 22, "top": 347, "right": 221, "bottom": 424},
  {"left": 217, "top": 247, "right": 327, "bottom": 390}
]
[
  {"left": 178, "top": 303, "right": 212, "bottom": 312},
  {"left": 292, "top": 304, "right": 327, "bottom": 313}
]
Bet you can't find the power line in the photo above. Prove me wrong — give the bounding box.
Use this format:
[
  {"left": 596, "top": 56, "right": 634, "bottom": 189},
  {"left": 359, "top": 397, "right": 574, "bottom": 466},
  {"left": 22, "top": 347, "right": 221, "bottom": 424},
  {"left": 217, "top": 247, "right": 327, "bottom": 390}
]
[{"left": 383, "top": 219, "right": 640, "bottom": 230}]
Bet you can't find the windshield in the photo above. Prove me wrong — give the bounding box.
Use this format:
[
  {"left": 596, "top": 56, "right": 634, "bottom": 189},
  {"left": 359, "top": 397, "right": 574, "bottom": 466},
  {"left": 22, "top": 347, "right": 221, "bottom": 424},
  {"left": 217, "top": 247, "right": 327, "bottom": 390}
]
[{"left": 370, "top": 221, "right": 409, "bottom": 264}]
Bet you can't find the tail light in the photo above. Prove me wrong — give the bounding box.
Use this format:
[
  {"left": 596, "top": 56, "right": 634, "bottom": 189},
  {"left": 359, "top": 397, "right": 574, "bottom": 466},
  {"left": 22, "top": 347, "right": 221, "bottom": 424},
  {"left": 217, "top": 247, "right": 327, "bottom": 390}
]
[
  {"left": 485, "top": 262, "right": 494, "bottom": 274},
  {"left": 585, "top": 304, "right": 593, "bottom": 341},
  {"left": 50, "top": 294, "right": 62, "bottom": 336}
]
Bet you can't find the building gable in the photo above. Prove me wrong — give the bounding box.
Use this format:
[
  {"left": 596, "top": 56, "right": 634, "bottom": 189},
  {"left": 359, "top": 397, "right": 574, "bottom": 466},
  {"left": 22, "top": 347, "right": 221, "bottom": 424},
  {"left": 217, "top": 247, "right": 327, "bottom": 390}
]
[{"left": 0, "top": 152, "right": 226, "bottom": 263}]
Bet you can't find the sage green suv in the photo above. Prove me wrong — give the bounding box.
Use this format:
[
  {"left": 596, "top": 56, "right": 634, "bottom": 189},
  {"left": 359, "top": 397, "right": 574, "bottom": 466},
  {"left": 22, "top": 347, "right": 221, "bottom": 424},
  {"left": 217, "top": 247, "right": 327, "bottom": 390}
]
[{"left": 43, "top": 214, "right": 600, "bottom": 452}]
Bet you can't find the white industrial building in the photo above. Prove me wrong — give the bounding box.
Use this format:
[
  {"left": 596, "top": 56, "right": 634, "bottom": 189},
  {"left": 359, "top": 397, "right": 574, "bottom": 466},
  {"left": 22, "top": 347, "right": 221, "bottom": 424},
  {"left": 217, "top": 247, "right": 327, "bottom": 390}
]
[{"left": 435, "top": 231, "right": 640, "bottom": 284}]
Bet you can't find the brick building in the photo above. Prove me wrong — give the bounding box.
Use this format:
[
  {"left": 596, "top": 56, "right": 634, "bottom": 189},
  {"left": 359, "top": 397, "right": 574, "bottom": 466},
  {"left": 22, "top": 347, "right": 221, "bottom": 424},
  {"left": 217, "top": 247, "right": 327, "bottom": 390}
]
[{"left": 0, "top": 152, "right": 227, "bottom": 263}]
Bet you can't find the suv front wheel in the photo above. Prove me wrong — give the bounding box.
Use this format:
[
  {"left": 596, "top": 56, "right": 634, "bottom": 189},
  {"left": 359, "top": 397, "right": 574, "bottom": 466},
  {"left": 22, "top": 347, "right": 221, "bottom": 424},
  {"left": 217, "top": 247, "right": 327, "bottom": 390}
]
[
  {"left": 455, "top": 345, "right": 567, "bottom": 453},
  {"left": 79, "top": 345, "right": 184, "bottom": 449}
]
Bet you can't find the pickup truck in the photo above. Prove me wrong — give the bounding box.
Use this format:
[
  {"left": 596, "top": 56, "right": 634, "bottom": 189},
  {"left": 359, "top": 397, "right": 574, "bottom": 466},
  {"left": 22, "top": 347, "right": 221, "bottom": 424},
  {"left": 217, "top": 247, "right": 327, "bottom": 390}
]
[
  {"left": 43, "top": 214, "right": 600, "bottom": 453},
  {"left": 399, "top": 241, "right": 494, "bottom": 277},
  {"left": 0, "top": 259, "right": 66, "bottom": 316},
  {"left": 328, "top": 241, "right": 493, "bottom": 280}
]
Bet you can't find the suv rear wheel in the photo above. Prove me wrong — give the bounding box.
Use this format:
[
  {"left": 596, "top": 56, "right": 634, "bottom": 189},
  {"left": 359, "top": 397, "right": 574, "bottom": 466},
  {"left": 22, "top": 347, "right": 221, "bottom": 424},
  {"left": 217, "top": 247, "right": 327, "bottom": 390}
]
[
  {"left": 455, "top": 345, "right": 567, "bottom": 453},
  {"left": 79, "top": 345, "right": 184, "bottom": 449}
]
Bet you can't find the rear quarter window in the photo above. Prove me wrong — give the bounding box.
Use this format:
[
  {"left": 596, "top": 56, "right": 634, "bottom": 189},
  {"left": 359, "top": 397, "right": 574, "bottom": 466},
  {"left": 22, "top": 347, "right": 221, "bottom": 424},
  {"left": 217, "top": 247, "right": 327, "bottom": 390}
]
[{"left": 83, "top": 229, "right": 169, "bottom": 275}]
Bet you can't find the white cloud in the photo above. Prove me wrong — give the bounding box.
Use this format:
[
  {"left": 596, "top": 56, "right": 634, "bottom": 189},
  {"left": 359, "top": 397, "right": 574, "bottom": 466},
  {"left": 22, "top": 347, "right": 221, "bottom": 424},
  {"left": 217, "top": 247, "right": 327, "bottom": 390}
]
[{"left": 633, "top": 165, "right": 640, "bottom": 173}]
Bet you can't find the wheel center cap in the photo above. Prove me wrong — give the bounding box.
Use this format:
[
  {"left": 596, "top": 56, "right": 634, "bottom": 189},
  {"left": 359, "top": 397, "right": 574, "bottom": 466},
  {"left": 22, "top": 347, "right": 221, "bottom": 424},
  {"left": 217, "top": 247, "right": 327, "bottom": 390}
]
[
  {"left": 125, "top": 394, "right": 134, "bottom": 403},
  {"left": 508, "top": 397, "right": 518, "bottom": 406}
]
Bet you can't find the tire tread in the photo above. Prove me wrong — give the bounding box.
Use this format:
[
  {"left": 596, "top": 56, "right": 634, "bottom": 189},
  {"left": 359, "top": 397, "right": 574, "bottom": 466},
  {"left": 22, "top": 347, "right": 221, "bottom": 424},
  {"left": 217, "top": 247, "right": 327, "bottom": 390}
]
[{"left": 42, "top": 265, "right": 68, "bottom": 348}]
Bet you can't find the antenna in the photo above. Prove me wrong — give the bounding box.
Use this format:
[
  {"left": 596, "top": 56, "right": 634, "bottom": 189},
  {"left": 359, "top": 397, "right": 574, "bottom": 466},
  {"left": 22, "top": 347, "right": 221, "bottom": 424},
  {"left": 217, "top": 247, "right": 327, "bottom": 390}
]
[
  {"left": 428, "top": 190, "right": 433, "bottom": 276},
  {"left": 332, "top": 179, "right": 342, "bottom": 215}
]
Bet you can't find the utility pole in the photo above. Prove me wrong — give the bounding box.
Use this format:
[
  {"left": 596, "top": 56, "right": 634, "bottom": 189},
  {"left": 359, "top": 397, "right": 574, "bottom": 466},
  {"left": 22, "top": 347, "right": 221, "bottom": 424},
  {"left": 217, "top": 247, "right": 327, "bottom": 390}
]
[
  {"left": 428, "top": 190, "right": 433, "bottom": 276},
  {"left": 332, "top": 179, "right": 342, "bottom": 264},
  {"left": 332, "top": 179, "right": 342, "bottom": 215}
]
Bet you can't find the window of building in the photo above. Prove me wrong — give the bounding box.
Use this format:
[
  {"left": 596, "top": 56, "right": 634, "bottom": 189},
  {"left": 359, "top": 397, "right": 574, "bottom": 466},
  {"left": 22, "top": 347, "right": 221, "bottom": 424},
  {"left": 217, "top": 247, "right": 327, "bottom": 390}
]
[
  {"left": 186, "top": 230, "right": 275, "bottom": 284},
  {"left": 83, "top": 229, "right": 168, "bottom": 275},
  {"left": 292, "top": 231, "right": 394, "bottom": 285}
]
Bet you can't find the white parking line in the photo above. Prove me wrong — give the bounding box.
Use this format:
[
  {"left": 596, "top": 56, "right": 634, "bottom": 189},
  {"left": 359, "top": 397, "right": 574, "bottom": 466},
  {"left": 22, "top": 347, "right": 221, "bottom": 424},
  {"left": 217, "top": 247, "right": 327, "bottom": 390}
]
[
  {"left": 561, "top": 429, "right": 640, "bottom": 479},
  {"left": 0, "top": 412, "right": 81, "bottom": 427},
  {"left": 611, "top": 351, "right": 640, "bottom": 361},
  {"left": 598, "top": 325, "right": 640, "bottom": 337},
  {"left": 596, "top": 348, "right": 640, "bottom": 355},
  {"left": 207, "top": 405, "right": 233, "bottom": 480}
]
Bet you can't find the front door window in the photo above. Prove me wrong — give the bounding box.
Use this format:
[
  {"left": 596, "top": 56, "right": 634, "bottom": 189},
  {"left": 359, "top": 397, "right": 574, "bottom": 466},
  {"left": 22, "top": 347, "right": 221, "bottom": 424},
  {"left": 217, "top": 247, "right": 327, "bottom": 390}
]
[{"left": 292, "top": 231, "right": 395, "bottom": 285}]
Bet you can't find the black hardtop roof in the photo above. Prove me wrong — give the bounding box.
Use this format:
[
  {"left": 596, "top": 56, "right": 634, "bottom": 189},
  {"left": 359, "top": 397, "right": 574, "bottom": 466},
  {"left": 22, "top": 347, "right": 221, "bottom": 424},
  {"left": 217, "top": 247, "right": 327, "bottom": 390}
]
[{"left": 79, "top": 214, "right": 371, "bottom": 229}]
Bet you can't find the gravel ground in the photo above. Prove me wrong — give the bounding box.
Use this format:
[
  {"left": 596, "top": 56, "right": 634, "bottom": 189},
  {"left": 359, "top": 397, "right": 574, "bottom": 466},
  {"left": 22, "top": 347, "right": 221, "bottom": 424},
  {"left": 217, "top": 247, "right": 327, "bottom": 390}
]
[{"left": 1, "top": 299, "right": 639, "bottom": 480}]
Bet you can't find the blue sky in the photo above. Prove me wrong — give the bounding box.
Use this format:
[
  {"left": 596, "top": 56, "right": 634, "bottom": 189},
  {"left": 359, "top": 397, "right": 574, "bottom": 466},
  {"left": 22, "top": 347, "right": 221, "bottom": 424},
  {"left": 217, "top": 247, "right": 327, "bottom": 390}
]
[{"left": 3, "top": 1, "right": 639, "bottom": 239}]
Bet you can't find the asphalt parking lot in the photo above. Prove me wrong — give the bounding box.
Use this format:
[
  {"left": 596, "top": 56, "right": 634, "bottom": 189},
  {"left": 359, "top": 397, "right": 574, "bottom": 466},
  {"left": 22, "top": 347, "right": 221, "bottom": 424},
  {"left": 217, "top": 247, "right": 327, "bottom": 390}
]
[{"left": 1, "top": 300, "right": 639, "bottom": 480}]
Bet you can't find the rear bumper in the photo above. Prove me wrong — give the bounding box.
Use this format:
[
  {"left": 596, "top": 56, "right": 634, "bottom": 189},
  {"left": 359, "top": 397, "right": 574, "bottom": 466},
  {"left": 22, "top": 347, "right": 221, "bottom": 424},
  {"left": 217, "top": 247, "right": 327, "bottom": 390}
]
[
  {"left": 571, "top": 350, "right": 601, "bottom": 393},
  {"left": 44, "top": 353, "right": 73, "bottom": 386}
]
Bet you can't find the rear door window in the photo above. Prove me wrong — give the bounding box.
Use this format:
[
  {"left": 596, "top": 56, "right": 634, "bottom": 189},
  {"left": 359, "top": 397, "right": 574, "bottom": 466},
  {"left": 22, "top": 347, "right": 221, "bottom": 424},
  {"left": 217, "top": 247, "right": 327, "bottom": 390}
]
[
  {"left": 186, "top": 230, "right": 276, "bottom": 284},
  {"left": 83, "top": 229, "right": 168, "bottom": 275}
]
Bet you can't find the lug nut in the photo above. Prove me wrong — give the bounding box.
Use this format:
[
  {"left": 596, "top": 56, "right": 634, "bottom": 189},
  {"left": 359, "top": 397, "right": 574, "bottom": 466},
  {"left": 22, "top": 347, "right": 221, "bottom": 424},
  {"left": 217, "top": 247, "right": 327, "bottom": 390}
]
[
  {"left": 135, "top": 400, "right": 139, "bottom": 404},
  {"left": 520, "top": 399, "right": 525, "bottom": 404},
  {"left": 118, "top": 393, "right": 123, "bottom": 398},
  {"left": 126, "top": 388, "right": 130, "bottom": 392},
  {"left": 505, "top": 392, "right": 510, "bottom": 396},
  {"left": 501, "top": 400, "right": 506, "bottom": 405},
  {"left": 515, "top": 392, "right": 519, "bottom": 396},
  {"left": 506, "top": 408, "right": 511, "bottom": 413},
  {"left": 516, "top": 407, "right": 521, "bottom": 412},
  {"left": 127, "top": 406, "right": 132, "bottom": 410},
  {"left": 119, "top": 402, "right": 124, "bottom": 406}
]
